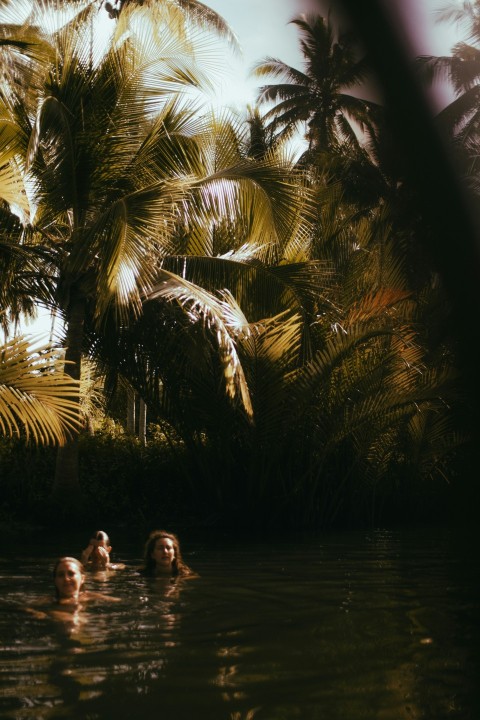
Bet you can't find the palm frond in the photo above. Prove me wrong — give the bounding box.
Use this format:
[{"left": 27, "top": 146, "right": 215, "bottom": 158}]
[
  {"left": 0, "top": 335, "right": 81, "bottom": 445},
  {"left": 146, "top": 271, "right": 253, "bottom": 417}
]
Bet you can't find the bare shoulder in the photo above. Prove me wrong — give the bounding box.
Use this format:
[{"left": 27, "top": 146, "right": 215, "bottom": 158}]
[{"left": 83, "top": 590, "right": 121, "bottom": 603}]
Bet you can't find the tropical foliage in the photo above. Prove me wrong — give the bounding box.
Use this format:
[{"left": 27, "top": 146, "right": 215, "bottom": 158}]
[
  {"left": 0, "top": 0, "right": 311, "bottom": 508},
  {"left": 0, "top": 0, "right": 472, "bottom": 529},
  {"left": 252, "top": 14, "right": 381, "bottom": 154},
  {"left": 0, "top": 335, "right": 80, "bottom": 445},
  {"left": 416, "top": 0, "right": 480, "bottom": 206}
]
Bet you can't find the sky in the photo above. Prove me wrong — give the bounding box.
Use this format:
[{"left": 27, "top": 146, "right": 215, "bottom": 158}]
[
  {"left": 196, "top": 0, "right": 319, "bottom": 108},
  {"left": 16, "top": 0, "right": 466, "bottom": 338},
  {"left": 194, "top": 0, "right": 464, "bottom": 110},
  {"left": 210, "top": 0, "right": 463, "bottom": 57},
  {"left": 381, "top": 0, "right": 463, "bottom": 55}
]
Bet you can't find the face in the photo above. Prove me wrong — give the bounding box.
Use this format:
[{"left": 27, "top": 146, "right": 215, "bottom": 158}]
[
  {"left": 151, "top": 537, "right": 176, "bottom": 573},
  {"left": 54, "top": 560, "right": 84, "bottom": 600}
]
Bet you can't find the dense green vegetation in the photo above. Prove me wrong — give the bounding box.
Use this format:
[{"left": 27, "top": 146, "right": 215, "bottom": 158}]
[{"left": 0, "top": 0, "right": 478, "bottom": 531}]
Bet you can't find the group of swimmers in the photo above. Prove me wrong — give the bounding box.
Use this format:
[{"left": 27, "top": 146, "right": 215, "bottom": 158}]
[{"left": 46, "top": 529, "right": 195, "bottom": 611}]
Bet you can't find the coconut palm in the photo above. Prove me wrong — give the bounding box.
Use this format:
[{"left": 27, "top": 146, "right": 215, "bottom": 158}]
[
  {"left": 414, "top": 3, "right": 480, "bottom": 236},
  {"left": 102, "top": 0, "right": 238, "bottom": 46},
  {"left": 417, "top": 42, "right": 480, "bottom": 145},
  {"left": 415, "top": 1, "right": 480, "bottom": 145},
  {"left": 82, "top": 186, "right": 465, "bottom": 529},
  {"left": 0, "top": 211, "right": 56, "bottom": 337},
  {"left": 0, "top": 0, "right": 311, "bottom": 511},
  {"left": 252, "top": 13, "right": 381, "bottom": 154}
]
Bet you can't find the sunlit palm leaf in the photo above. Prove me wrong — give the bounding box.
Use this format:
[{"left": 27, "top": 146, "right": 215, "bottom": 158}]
[
  {"left": 0, "top": 336, "right": 81, "bottom": 445},
  {"left": 158, "top": 254, "right": 330, "bottom": 322},
  {"left": 147, "top": 271, "right": 253, "bottom": 416}
]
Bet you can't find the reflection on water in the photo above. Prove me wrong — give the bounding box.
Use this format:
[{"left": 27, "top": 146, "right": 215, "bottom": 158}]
[{"left": 0, "top": 527, "right": 478, "bottom": 720}]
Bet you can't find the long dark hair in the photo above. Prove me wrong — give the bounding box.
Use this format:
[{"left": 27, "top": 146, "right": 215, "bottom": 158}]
[{"left": 142, "top": 530, "right": 193, "bottom": 577}]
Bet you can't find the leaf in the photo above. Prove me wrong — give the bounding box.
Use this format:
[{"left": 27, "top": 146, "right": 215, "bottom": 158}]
[{"left": 0, "top": 335, "right": 81, "bottom": 445}]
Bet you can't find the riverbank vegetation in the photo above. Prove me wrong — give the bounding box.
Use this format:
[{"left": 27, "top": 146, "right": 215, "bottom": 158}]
[{"left": 0, "top": 0, "right": 478, "bottom": 531}]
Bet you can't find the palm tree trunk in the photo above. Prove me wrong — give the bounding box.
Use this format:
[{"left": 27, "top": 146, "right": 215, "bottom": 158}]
[{"left": 50, "top": 290, "right": 85, "bottom": 515}]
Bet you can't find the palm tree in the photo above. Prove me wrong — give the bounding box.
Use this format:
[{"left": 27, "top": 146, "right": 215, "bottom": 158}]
[
  {"left": 82, "top": 180, "right": 465, "bottom": 529},
  {"left": 0, "top": 1, "right": 310, "bottom": 512},
  {"left": 415, "top": 2, "right": 480, "bottom": 240},
  {"left": 0, "top": 335, "right": 81, "bottom": 445},
  {"left": 252, "top": 13, "right": 381, "bottom": 154},
  {"left": 102, "top": 0, "right": 238, "bottom": 46},
  {"left": 0, "top": 210, "right": 56, "bottom": 338},
  {"left": 416, "top": 44, "right": 480, "bottom": 145},
  {"left": 414, "top": 0, "right": 480, "bottom": 171}
]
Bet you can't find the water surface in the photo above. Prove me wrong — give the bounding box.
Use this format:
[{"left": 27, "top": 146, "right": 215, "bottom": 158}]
[{"left": 0, "top": 527, "right": 478, "bottom": 719}]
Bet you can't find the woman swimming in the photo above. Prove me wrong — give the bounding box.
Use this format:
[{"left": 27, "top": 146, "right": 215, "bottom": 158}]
[
  {"left": 139, "top": 530, "right": 196, "bottom": 578},
  {"left": 26, "top": 557, "right": 120, "bottom": 622},
  {"left": 81, "top": 530, "right": 125, "bottom": 571}
]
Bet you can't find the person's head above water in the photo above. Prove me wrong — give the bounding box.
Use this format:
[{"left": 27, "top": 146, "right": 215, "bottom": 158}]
[
  {"left": 142, "top": 529, "right": 193, "bottom": 577},
  {"left": 53, "top": 557, "right": 85, "bottom": 602},
  {"left": 93, "top": 530, "right": 110, "bottom": 547},
  {"left": 81, "top": 530, "right": 112, "bottom": 570}
]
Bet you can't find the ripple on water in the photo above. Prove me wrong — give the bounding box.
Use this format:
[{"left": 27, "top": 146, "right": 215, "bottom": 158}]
[{"left": 0, "top": 528, "right": 478, "bottom": 720}]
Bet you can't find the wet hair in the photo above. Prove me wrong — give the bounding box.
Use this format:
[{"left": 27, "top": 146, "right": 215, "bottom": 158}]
[
  {"left": 141, "top": 530, "right": 193, "bottom": 577},
  {"left": 92, "top": 530, "right": 110, "bottom": 545},
  {"left": 53, "top": 556, "right": 84, "bottom": 578},
  {"left": 52, "top": 557, "right": 85, "bottom": 597}
]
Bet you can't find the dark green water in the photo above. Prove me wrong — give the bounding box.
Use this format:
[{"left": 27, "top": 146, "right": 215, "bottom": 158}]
[{"left": 0, "top": 527, "right": 478, "bottom": 719}]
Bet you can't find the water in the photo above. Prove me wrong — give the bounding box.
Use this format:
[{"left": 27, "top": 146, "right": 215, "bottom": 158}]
[{"left": 0, "top": 526, "right": 478, "bottom": 720}]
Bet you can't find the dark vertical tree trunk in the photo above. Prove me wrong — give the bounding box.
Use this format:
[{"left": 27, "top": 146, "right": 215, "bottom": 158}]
[
  {"left": 127, "top": 388, "right": 136, "bottom": 435},
  {"left": 50, "top": 290, "right": 86, "bottom": 516},
  {"left": 139, "top": 397, "right": 147, "bottom": 446}
]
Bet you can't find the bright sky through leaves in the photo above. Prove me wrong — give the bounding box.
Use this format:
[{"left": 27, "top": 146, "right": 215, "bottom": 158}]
[{"left": 14, "top": 0, "right": 464, "bottom": 338}]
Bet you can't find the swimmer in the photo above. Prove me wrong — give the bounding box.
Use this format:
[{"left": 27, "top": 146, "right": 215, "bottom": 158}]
[
  {"left": 25, "top": 557, "right": 120, "bottom": 622},
  {"left": 139, "top": 529, "right": 196, "bottom": 578},
  {"left": 81, "top": 530, "right": 125, "bottom": 571}
]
